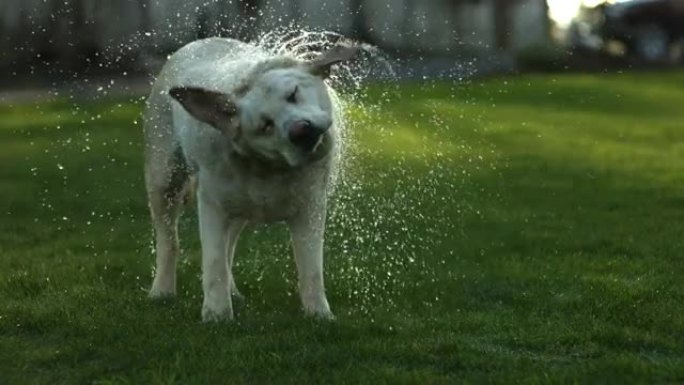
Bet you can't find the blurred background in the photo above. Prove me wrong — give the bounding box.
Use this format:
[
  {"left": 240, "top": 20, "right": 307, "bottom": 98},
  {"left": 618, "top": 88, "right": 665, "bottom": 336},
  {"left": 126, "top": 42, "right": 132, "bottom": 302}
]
[
  {"left": 2, "top": 2, "right": 684, "bottom": 382},
  {"left": 1, "top": 0, "right": 683, "bottom": 94}
]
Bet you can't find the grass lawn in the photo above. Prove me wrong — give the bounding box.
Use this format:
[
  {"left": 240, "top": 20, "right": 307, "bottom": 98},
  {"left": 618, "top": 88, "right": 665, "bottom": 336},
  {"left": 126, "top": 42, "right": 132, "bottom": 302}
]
[{"left": 1, "top": 71, "right": 683, "bottom": 384}]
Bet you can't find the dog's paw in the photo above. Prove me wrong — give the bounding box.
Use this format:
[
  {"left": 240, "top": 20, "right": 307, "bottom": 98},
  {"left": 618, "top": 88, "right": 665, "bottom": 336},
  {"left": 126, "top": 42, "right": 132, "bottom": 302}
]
[
  {"left": 148, "top": 286, "right": 176, "bottom": 299},
  {"left": 149, "top": 275, "right": 176, "bottom": 299},
  {"left": 201, "top": 305, "right": 234, "bottom": 322},
  {"left": 231, "top": 291, "right": 246, "bottom": 304},
  {"left": 306, "top": 308, "right": 336, "bottom": 321},
  {"left": 231, "top": 285, "right": 245, "bottom": 302},
  {"left": 301, "top": 293, "right": 334, "bottom": 320},
  {"left": 302, "top": 300, "right": 335, "bottom": 320}
]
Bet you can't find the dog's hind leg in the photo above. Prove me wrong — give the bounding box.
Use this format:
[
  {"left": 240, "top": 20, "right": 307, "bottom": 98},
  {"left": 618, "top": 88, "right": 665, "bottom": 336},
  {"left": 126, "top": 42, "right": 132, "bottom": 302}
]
[
  {"left": 225, "top": 220, "right": 246, "bottom": 301},
  {"left": 144, "top": 90, "right": 193, "bottom": 298},
  {"left": 145, "top": 146, "right": 190, "bottom": 298}
]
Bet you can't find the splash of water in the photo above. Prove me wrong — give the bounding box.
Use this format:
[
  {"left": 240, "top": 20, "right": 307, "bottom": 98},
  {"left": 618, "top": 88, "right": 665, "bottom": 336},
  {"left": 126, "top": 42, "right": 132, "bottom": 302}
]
[
  {"left": 235, "top": 29, "right": 489, "bottom": 315},
  {"left": 246, "top": 29, "right": 407, "bottom": 314},
  {"left": 19, "top": 24, "right": 496, "bottom": 317},
  {"left": 242, "top": 29, "right": 395, "bottom": 197}
]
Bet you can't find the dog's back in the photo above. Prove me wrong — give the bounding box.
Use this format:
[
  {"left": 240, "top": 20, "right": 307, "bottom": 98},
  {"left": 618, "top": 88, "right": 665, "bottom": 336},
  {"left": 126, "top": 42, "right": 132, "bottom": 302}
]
[
  {"left": 150, "top": 38, "right": 265, "bottom": 98},
  {"left": 143, "top": 39, "right": 261, "bottom": 193},
  {"left": 144, "top": 38, "right": 262, "bottom": 152}
]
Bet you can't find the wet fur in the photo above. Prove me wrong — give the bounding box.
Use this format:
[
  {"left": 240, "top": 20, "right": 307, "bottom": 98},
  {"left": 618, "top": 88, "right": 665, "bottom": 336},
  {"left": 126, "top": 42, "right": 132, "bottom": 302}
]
[{"left": 143, "top": 37, "right": 357, "bottom": 321}]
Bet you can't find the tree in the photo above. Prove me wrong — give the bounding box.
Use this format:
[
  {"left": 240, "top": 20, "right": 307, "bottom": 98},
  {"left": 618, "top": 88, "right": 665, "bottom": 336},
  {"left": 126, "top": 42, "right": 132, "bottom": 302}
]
[
  {"left": 494, "top": 0, "right": 513, "bottom": 50},
  {"left": 349, "top": 0, "right": 374, "bottom": 44},
  {"left": 237, "top": 0, "right": 261, "bottom": 40}
]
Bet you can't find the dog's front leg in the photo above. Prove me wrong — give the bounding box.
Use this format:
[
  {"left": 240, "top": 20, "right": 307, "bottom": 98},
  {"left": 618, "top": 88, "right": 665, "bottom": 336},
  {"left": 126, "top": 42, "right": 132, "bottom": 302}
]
[
  {"left": 288, "top": 205, "right": 334, "bottom": 319},
  {"left": 198, "top": 196, "right": 235, "bottom": 322}
]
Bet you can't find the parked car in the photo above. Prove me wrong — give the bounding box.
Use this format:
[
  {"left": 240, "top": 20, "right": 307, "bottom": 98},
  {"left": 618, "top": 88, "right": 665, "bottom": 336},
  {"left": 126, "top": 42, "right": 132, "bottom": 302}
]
[{"left": 570, "top": 0, "right": 684, "bottom": 62}]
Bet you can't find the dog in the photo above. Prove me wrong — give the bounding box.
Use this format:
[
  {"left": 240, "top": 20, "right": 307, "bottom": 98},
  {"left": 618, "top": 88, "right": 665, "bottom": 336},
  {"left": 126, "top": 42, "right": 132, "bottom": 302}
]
[{"left": 143, "top": 37, "right": 358, "bottom": 321}]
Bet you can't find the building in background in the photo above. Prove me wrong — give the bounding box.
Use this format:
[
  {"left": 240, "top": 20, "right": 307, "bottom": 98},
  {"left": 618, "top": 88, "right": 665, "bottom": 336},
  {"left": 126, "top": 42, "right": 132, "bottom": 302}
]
[{"left": 0, "top": 0, "right": 550, "bottom": 78}]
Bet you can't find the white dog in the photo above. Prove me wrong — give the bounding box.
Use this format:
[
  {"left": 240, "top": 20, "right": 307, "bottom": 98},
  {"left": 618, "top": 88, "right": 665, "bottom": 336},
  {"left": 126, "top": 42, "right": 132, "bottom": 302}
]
[{"left": 143, "top": 37, "right": 358, "bottom": 321}]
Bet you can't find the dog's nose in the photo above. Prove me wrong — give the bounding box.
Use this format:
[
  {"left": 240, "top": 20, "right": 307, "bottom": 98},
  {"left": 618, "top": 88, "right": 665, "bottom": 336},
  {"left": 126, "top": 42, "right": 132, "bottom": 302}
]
[{"left": 289, "top": 120, "right": 324, "bottom": 152}]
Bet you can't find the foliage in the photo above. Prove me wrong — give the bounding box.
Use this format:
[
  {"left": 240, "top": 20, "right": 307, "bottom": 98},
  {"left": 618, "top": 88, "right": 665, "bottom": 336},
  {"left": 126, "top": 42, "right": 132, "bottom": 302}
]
[{"left": 515, "top": 43, "right": 569, "bottom": 72}]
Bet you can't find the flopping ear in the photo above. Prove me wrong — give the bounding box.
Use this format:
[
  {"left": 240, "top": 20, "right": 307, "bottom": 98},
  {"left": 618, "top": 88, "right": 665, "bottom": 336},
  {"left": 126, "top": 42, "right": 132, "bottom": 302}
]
[
  {"left": 307, "top": 44, "right": 360, "bottom": 78},
  {"left": 169, "top": 86, "right": 238, "bottom": 132}
]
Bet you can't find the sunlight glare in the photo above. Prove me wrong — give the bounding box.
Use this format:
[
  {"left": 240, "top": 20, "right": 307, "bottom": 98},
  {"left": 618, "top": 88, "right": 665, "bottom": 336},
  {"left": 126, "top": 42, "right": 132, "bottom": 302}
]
[
  {"left": 547, "top": 0, "right": 628, "bottom": 27},
  {"left": 547, "top": 0, "right": 582, "bottom": 27}
]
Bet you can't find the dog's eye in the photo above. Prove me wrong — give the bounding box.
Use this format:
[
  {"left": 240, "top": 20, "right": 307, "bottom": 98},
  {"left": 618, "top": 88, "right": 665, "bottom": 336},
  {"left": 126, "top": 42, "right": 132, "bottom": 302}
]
[
  {"left": 260, "top": 118, "right": 274, "bottom": 134},
  {"left": 286, "top": 86, "right": 298, "bottom": 104}
]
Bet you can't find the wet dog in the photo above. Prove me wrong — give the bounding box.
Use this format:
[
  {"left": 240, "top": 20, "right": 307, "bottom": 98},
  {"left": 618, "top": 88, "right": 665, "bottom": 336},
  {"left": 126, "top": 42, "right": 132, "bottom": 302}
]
[{"left": 143, "top": 38, "right": 358, "bottom": 321}]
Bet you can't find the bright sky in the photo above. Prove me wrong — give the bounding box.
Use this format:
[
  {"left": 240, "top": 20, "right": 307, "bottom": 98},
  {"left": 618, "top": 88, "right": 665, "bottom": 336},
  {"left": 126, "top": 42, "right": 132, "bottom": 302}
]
[{"left": 547, "top": 0, "right": 632, "bottom": 27}]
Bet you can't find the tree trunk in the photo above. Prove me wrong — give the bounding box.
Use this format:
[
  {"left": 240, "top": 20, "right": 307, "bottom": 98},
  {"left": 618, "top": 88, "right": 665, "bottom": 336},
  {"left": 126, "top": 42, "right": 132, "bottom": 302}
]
[
  {"left": 241, "top": 0, "right": 260, "bottom": 18},
  {"left": 401, "top": 0, "right": 416, "bottom": 48},
  {"left": 138, "top": 0, "right": 151, "bottom": 33},
  {"left": 289, "top": 0, "right": 302, "bottom": 20},
  {"left": 541, "top": 0, "right": 551, "bottom": 42},
  {"left": 349, "top": 0, "right": 373, "bottom": 43},
  {"left": 494, "top": 0, "right": 513, "bottom": 51},
  {"left": 237, "top": 0, "right": 261, "bottom": 40}
]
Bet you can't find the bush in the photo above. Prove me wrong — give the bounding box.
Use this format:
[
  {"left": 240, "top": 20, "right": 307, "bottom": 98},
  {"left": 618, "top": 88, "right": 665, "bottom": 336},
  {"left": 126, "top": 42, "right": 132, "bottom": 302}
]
[{"left": 515, "top": 43, "right": 569, "bottom": 72}]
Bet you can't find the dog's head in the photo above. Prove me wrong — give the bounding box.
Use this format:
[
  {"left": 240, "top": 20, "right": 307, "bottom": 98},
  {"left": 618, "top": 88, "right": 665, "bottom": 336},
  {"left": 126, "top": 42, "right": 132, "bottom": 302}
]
[{"left": 169, "top": 44, "right": 359, "bottom": 167}]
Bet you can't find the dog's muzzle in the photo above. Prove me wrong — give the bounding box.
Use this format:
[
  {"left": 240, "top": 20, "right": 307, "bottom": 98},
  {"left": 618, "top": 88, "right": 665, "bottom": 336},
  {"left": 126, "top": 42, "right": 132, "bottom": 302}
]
[{"left": 288, "top": 120, "right": 329, "bottom": 152}]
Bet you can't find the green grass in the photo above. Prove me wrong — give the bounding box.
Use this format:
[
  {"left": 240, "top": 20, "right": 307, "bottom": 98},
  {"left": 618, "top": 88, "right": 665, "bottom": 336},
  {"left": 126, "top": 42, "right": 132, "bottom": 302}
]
[{"left": 1, "top": 71, "right": 684, "bottom": 384}]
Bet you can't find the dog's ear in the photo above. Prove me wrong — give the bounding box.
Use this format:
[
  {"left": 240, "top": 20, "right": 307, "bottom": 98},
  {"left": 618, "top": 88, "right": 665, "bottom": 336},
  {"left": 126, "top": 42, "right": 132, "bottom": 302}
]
[
  {"left": 307, "top": 44, "right": 360, "bottom": 78},
  {"left": 169, "top": 86, "right": 238, "bottom": 132}
]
